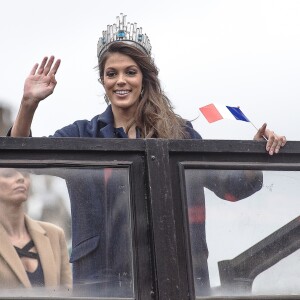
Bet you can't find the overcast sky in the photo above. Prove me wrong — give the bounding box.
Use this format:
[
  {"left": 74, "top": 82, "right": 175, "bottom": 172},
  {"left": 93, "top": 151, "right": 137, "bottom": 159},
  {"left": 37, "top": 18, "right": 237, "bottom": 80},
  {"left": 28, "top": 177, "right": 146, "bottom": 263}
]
[{"left": 0, "top": 0, "right": 299, "bottom": 140}]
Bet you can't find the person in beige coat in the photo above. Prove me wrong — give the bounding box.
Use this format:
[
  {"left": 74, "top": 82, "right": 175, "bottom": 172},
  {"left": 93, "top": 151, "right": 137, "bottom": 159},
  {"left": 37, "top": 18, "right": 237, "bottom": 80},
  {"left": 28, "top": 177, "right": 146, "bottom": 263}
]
[{"left": 0, "top": 168, "right": 72, "bottom": 290}]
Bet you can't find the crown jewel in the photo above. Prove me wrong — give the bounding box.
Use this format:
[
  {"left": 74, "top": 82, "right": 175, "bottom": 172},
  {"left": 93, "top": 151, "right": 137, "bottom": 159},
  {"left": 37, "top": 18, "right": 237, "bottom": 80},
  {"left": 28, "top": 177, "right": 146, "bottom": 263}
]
[{"left": 97, "top": 13, "right": 152, "bottom": 59}]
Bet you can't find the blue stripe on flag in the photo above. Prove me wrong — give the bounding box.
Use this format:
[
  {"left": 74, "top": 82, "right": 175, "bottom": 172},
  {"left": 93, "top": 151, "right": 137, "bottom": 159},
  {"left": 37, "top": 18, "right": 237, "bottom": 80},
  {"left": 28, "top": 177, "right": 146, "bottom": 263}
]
[{"left": 226, "top": 106, "right": 250, "bottom": 122}]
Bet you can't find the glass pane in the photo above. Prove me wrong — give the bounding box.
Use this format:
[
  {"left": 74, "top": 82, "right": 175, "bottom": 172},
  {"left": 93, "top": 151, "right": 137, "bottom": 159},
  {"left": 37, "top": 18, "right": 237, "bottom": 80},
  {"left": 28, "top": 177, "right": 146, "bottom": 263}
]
[
  {"left": 252, "top": 250, "right": 300, "bottom": 294},
  {"left": 0, "top": 167, "right": 134, "bottom": 298},
  {"left": 184, "top": 169, "right": 300, "bottom": 297}
]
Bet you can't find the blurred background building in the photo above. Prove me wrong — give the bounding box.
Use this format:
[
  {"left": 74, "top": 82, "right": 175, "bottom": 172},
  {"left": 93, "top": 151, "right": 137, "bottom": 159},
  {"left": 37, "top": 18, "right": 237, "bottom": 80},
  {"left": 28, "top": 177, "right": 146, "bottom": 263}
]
[{"left": 0, "top": 101, "right": 12, "bottom": 136}]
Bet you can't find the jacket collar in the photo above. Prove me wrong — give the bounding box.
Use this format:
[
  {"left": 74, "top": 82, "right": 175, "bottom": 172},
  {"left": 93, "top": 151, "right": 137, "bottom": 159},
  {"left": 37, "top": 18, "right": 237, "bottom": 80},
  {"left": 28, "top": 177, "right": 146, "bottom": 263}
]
[
  {"left": 96, "top": 105, "right": 141, "bottom": 138},
  {"left": 0, "top": 221, "right": 31, "bottom": 287},
  {"left": 97, "top": 105, "right": 116, "bottom": 138},
  {"left": 25, "top": 215, "right": 58, "bottom": 287},
  {"left": 0, "top": 215, "right": 58, "bottom": 287}
]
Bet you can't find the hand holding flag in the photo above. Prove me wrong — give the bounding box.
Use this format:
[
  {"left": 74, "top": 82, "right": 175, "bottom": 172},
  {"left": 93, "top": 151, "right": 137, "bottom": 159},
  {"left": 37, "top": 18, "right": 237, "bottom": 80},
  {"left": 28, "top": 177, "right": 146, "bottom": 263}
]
[
  {"left": 199, "top": 103, "right": 287, "bottom": 155},
  {"left": 199, "top": 103, "right": 266, "bottom": 139}
]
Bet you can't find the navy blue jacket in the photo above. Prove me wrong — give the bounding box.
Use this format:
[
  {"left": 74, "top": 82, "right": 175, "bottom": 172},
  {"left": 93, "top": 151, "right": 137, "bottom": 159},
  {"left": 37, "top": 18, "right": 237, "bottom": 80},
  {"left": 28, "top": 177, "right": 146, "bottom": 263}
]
[{"left": 52, "top": 105, "right": 203, "bottom": 288}]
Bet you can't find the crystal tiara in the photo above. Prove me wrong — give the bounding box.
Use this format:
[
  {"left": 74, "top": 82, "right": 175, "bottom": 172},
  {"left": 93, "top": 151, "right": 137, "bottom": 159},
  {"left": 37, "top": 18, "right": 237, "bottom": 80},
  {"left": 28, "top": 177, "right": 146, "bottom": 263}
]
[{"left": 97, "top": 13, "right": 152, "bottom": 59}]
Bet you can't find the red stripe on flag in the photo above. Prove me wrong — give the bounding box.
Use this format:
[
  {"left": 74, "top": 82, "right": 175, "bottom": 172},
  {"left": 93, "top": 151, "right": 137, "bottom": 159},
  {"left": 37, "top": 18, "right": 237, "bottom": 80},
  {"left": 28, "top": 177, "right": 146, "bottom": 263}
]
[{"left": 199, "top": 104, "right": 223, "bottom": 123}]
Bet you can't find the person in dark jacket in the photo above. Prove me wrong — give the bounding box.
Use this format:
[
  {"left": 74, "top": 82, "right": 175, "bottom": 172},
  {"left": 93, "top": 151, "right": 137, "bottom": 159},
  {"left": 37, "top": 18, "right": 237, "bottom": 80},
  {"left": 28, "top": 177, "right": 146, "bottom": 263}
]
[{"left": 9, "top": 13, "right": 286, "bottom": 297}]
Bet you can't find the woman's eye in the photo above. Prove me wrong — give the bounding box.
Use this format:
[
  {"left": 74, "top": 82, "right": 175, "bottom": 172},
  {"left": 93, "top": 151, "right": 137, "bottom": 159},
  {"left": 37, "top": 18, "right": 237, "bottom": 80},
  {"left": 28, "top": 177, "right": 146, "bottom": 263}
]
[
  {"left": 127, "top": 69, "right": 137, "bottom": 76},
  {"left": 106, "top": 71, "right": 116, "bottom": 78},
  {"left": 0, "top": 169, "right": 17, "bottom": 178}
]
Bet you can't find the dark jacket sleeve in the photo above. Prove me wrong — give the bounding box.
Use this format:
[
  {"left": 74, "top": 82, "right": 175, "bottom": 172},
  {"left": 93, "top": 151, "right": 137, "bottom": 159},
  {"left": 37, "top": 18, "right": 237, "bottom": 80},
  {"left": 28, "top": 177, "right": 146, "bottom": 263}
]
[
  {"left": 203, "top": 169, "right": 263, "bottom": 201},
  {"left": 52, "top": 116, "right": 100, "bottom": 138},
  {"left": 6, "top": 127, "right": 32, "bottom": 137},
  {"left": 185, "top": 120, "right": 263, "bottom": 201}
]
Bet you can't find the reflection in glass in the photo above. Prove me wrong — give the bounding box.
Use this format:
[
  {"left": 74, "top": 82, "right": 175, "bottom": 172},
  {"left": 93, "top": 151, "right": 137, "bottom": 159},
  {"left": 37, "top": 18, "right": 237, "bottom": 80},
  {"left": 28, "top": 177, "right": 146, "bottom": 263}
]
[
  {"left": 0, "top": 167, "right": 134, "bottom": 299},
  {"left": 0, "top": 168, "right": 71, "bottom": 297},
  {"left": 64, "top": 167, "right": 134, "bottom": 298},
  {"left": 253, "top": 249, "right": 300, "bottom": 294},
  {"left": 184, "top": 169, "right": 300, "bottom": 297}
]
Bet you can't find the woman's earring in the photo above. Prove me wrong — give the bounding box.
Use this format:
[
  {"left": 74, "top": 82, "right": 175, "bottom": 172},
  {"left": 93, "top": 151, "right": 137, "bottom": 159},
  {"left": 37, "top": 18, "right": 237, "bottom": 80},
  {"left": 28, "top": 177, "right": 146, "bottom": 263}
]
[
  {"left": 140, "top": 88, "right": 144, "bottom": 98},
  {"left": 104, "top": 94, "right": 110, "bottom": 105}
]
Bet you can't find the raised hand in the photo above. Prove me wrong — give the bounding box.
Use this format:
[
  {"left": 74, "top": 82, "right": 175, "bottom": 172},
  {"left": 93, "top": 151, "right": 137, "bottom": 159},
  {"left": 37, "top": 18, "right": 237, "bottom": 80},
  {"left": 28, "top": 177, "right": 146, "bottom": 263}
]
[
  {"left": 254, "top": 123, "right": 287, "bottom": 155},
  {"left": 10, "top": 56, "right": 61, "bottom": 137},
  {"left": 23, "top": 56, "right": 61, "bottom": 104}
]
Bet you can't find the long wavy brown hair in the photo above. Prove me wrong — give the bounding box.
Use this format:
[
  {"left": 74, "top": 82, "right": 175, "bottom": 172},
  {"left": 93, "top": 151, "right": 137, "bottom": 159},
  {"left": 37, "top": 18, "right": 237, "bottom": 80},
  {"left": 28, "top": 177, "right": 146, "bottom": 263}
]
[{"left": 98, "top": 42, "right": 189, "bottom": 139}]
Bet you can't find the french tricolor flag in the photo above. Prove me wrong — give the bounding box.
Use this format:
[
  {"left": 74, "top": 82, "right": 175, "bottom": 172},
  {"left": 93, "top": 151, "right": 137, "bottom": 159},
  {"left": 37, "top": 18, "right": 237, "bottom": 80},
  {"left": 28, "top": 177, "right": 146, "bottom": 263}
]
[{"left": 199, "top": 103, "right": 250, "bottom": 123}]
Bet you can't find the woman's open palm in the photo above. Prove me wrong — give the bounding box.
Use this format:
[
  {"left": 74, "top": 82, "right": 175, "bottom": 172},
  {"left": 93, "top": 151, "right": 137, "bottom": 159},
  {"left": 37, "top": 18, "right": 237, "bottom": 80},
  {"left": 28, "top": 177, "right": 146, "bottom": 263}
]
[{"left": 23, "top": 56, "right": 61, "bottom": 104}]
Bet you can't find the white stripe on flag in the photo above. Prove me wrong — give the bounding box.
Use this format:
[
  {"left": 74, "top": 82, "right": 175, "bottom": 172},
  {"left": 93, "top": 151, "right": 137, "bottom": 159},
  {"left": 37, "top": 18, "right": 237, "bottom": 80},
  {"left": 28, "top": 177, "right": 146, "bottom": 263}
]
[{"left": 214, "top": 104, "right": 236, "bottom": 120}]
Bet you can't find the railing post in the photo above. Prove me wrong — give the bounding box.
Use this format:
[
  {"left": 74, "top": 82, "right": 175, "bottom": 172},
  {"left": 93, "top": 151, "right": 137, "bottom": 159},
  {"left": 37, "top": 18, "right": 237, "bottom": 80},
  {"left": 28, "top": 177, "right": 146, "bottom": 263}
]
[{"left": 145, "top": 139, "right": 183, "bottom": 300}]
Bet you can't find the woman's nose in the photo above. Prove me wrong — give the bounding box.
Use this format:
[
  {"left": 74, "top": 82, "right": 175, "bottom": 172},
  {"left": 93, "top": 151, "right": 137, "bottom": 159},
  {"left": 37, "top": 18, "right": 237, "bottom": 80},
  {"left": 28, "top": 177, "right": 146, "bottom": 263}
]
[
  {"left": 16, "top": 173, "right": 25, "bottom": 183},
  {"left": 116, "top": 74, "right": 126, "bottom": 85}
]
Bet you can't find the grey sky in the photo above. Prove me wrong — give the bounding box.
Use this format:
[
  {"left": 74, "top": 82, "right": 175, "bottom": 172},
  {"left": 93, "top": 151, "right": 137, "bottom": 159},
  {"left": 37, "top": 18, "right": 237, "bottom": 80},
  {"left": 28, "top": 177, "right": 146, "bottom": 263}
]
[{"left": 0, "top": 0, "right": 299, "bottom": 140}]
